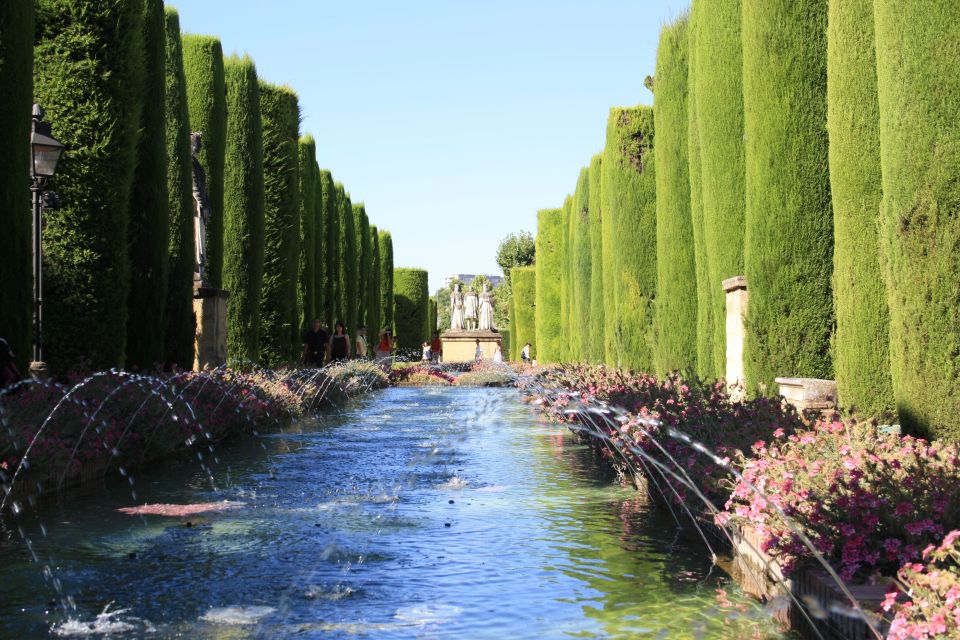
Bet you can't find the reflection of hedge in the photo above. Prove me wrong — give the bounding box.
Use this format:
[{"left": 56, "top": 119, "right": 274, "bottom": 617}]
[
  {"left": 828, "top": 0, "right": 893, "bottom": 417},
  {"left": 367, "top": 224, "right": 382, "bottom": 339},
  {"left": 875, "top": 0, "right": 960, "bottom": 438},
  {"left": 587, "top": 154, "right": 604, "bottom": 364},
  {"left": 393, "top": 268, "right": 429, "bottom": 350},
  {"left": 222, "top": 55, "right": 265, "bottom": 364},
  {"left": 298, "top": 137, "right": 317, "bottom": 329},
  {"left": 34, "top": 0, "right": 143, "bottom": 372},
  {"left": 654, "top": 17, "right": 697, "bottom": 376},
  {"left": 163, "top": 8, "right": 197, "bottom": 369},
  {"left": 181, "top": 35, "right": 226, "bottom": 288},
  {"left": 338, "top": 186, "right": 357, "bottom": 335},
  {"left": 378, "top": 230, "right": 395, "bottom": 332},
  {"left": 512, "top": 266, "right": 537, "bottom": 361},
  {"left": 693, "top": 0, "right": 745, "bottom": 378},
  {"left": 354, "top": 203, "right": 370, "bottom": 328},
  {"left": 570, "top": 168, "right": 591, "bottom": 363},
  {"left": 0, "top": 0, "right": 34, "bottom": 372},
  {"left": 742, "top": 0, "right": 833, "bottom": 392},
  {"left": 687, "top": 0, "right": 715, "bottom": 379},
  {"left": 319, "top": 170, "right": 338, "bottom": 330},
  {"left": 257, "top": 82, "right": 300, "bottom": 367},
  {"left": 126, "top": 0, "right": 169, "bottom": 370},
  {"left": 601, "top": 107, "right": 657, "bottom": 372},
  {"left": 535, "top": 208, "right": 564, "bottom": 363}
]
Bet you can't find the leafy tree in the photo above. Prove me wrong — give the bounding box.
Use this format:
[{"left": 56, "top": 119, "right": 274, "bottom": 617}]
[{"left": 495, "top": 231, "right": 535, "bottom": 280}]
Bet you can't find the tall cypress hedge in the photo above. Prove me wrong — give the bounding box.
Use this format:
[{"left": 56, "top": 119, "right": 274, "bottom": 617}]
[
  {"left": 875, "top": 0, "right": 960, "bottom": 438},
  {"left": 508, "top": 288, "right": 518, "bottom": 360},
  {"left": 693, "top": 0, "right": 746, "bottom": 378},
  {"left": 312, "top": 163, "right": 327, "bottom": 325},
  {"left": 378, "top": 230, "right": 394, "bottom": 332},
  {"left": 126, "top": 0, "right": 169, "bottom": 370},
  {"left": 742, "top": 0, "right": 833, "bottom": 392},
  {"left": 827, "top": 0, "right": 894, "bottom": 417},
  {"left": 319, "top": 170, "right": 338, "bottom": 330},
  {"left": 512, "top": 265, "right": 537, "bottom": 362},
  {"left": 570, "top": 168, "right": 592, "bottom": 362},
  {"left": 559, "top": 195, "right": 573, "bottom": 362},
  {"left": 587, "top": 153, "right": 604, "bottom": 364},
  {"left": 298, "top": 136, "right": 317, "bottom": 330},
  {"left": 0, "top": 0, "right": 33, "bottom": 373},
  {"left": 393, "top": 268, "right": 429, "bottom": 351},
  {"left": 222, "top": 55, "right": 265, "bottom": 365},
  {"left": 162, "top": 8, "right": 196, "bottom": 369},
  {"left": 654, "top": 16, "right": 698, "bottom": 376},
  {"left": 181, "top": 35, "right": 226, "bottom": 288},
  {"left": 601, "top": 107, "right": 657, "bottom": 372},
  {"left": 257, "top": 82, "right": 300, "bottom": 367},
  {"left": 354, "top": 203, "right": 370, "bottom": 328},
  {"left": 367, "top": 224, "right": 382, "bottom": 339},
  {"left": 535, "top": 208, "right": 564, "bottom": 363},
  {"left": 34, "top": 0, "right": 143, "bottom": 372},
  {"left": 687, "top": 0, "right": 715, "bottom": 379},
  {"left": 338, "top": 186, "right": 357, "bottom": 334}
]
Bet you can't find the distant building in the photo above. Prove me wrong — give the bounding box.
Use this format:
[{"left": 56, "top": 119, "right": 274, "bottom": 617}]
[{"left": 442, "top": 273, "right": 504, "bottom": 290}]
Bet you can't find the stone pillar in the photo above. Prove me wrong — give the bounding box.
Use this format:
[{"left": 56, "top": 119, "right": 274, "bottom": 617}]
[
  {"left": 193, "top": 288, "right": 229, "bottom": 371},
  {"left": 722, "top": 276, "right": 748, "bottom": 393}
]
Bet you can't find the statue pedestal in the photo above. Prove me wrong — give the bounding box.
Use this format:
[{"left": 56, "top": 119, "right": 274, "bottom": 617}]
[
  {"left": 193, "top": 287, "right": 229, "bottom": 371},
  {"left": 440, "top": 330, "right": 502, "bottom": 363}
]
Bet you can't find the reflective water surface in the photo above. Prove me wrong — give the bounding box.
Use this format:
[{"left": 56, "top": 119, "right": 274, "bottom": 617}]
[{"left": 0, "top": 387, "right": 786, "bottom": 638}]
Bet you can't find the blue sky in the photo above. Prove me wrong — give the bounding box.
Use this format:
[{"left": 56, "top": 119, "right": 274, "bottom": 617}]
[{"left": 173, "top": 1, "right": 689, "bottom": 292}]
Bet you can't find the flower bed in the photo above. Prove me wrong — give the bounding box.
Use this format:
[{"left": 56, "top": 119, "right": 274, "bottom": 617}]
[{"left": 885, "top": 529, "right": 960, "bottom": 639}]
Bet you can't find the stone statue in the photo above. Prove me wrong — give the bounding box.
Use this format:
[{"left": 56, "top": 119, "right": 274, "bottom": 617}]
[
  {"left": 450, "top": 284, "right": 465, "bottom": 331},
  {"left": 191, "top": 132, "right": 211, "bottom": 286},
  {"left": 478, "top": 284, "right": 495, "bottom": 331},
  {"left": 464, "top": 288, "right": 479, "bottom": 330}
]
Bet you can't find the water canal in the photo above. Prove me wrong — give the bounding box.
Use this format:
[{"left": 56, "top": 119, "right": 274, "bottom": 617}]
[{"left": 0, "top": 387, "right": 785, "bottom": 638}]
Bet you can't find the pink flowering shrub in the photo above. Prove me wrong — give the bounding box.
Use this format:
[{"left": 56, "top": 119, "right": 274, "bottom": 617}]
[
  {"left": 718, "top": 421, "right": 960, "bottom": 582},
  {"left": 885, "top": 530, "right": 960, "bottom": 639},
  {"left": 390, "top": 364, "right": 455, "bottom": 385}
]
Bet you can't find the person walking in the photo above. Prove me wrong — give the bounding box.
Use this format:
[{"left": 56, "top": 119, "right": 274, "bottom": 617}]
[
  {"left": 421, "top": 341, "right": 431, "bottom": 362},
  {"left": 521, "top": 343, "right": 531, "bottom": 363},
  {"left": 329, "top": 321, "right": 351, "bottom": 363},
  {"left": 492, "top": 344, "right": 503, "bottom": 363},
  {"left": 302, "top": 319, "right": 330, "bottom": 366},
  {"left": 376, "top": 329, "right": 394, "bottom": 370},
  {"left": 430, "top": 332, "right": 442, "bottom": 363},
  {"left": 355, "top": 326, "right": 368, "bottom": 359},
  {"left": 474, "top": 339, "right": 483, "bottom": 363}
]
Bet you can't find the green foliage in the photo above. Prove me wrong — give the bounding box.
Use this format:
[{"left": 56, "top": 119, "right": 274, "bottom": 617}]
[
  {"left": 257, "top": 82, "right": 300, "bottom": 367},
  {"left": 742, "top": 0, "right": 833, "bottom": 392},
  {"left": 875, "top": 0, "right": 960, "bottom": 438},
  {"left": 587, "top": 153, "right": 605, "bottom": 364},
  {"left": 470, "top": 274, "right": 492, "bottom": 293},
  {"left": 222, "top": 55, "right": 265, "bottom": 364},
  {"left": 0, "top": 0, "right": 33, "bottom": 372},
  {"left": 559, "top": 195, "right": 573, "bottom": 362},
  {"left": 378, "top": 230, "right": 395, "bottom": 332},
  {"left": 162, "top": 8, "right": 196, "bottom": 369},
  {"left": 181, "top": 34, "right": 226, "bottom": 288},
  {"left": 34, "top": 0, "right": 144, "bottom": 372},
  {"left": 508, "top": 285, "right": 518, "bottom": 360},
  {"left": 338, "top": 186, "right": 357, "bottom": 335},
  {"left": 319, "top": 170, "right": 338, "bottom": 330},
  {"left": 535, "top": 208, "right": 564, "bottom": 362},
  {"left": 687, "top": 0, "right": 716, "bottom": 379},
  {"left": 693, "top": 0, "right": 746, "bottom": 377},
  {"left": 126, "top": 0, "right": 169, "bottom": 370},
  {"left": 601, "top": 106, "right": 657, "bottom": 372},
  {"left": 393, "top": 268, "right": 429, "bottom": 351},
  {"left": 512, "top": 265, "right": 537, "bottom": 361},
  {"left": 367, "top": 224, "right": 382, "bottom": 341},
  {"left": 297, "top": 136, "right": 317, "bottom": 331},
  {"left": 312, "top": 164, "right": 326, "bottom": 325},
  {"left": 654, "top": 16, "right": 698, "bottom": 376},
  {"left": 570, "top": 168, "right": 592, "bottom": 363},
  {"left": 354, "top": 203, "right": 370, "bottom": 328},
  {"left": 827, "top": 0, "right": 894, "bottom": 418},
  {"left": 428, "top": 297, "right": 438, "bottom": 338},
  {"left": 495, "top": 231, "right": 535, "bottom": 280}
]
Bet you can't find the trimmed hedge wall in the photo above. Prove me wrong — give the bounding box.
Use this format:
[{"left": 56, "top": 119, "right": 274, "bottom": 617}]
[
  {"left": 0, "top": 0, "right": 33, "bottom": 372},
  {"left": 687, "top": 0, "right": 715, "bottom": 379},
  {"left": 126, "top": 0, "right": 169, "bottom": 370},
  {"left": 875, "top": 0, "right": 960, "bottom": 438},
  {"left": 742, "top": 0, "right": 833, "bottom": 392},
  {"left": 827, "top": 0, "right": 894, "bottom": 417},
  {"left": 559, "top": 195, "right": 573, "bottom": 362},
  {"left": 181, "top": 35, "right": 226, "bottom": 288},
  {"left": 654, "top": 16, "right": 698, "bottom": 376},
  {"left": 354, "top": 203, "right": 370, "bottom": 328},
  {"left": 257, "top": 82, "right": 300, "bottom": 367},
  {"left": 312, "top": 163, "right": 326, "bottom": 326},
  {"left": 338, "top": 186, "right": 357, "bottom": 335},
  {"left": 378, "top": 230, "right": 395, "bottom": 332},
  {"left": 508, "top": 286, "right": 518, "bottom": 360},
  {"left": 693, "top": 0, "right": 746, "bottom": 378},
  {"left": 535, "top": 208, "right": 564, "bottom": 363},
  {"left": 393, "top": 268, "right": 429, "bottom": 351},
  {"left": 587, "top": 153, "right": 604, "bottom": 364},
  {"left": 34, "top": 0, "right": 144, "bottom": 372},
  {"left": 512, "top": 265, "right": 537, "bottom": 362},
  {"left": 162, "top": 8, "right": 197, "bottom": 369},
  {"left": 570, "top": 168, "right": 592, "bottom": 363},
  {"left": 298, "top": 137, "right": 317, "bottom": 330},
  {"left": 600, "top": 106, "right": 657, "bottom": 372},
  {"left": 222, "top": 55, "right": 265, "bottom": 365},
  {"left": 319, "top": 170, "right": 338, "bottom": 330},
  {"left": 367, "top": 224, "right": 382, "bottom": 339}
]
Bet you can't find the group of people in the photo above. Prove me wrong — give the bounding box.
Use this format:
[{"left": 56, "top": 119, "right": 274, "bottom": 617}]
[
  {"left": 302, "top": 319, "right": 396, "bottom": 367},
  {"left": 420, "top": 332, "right": 443, "bottom": 362}
]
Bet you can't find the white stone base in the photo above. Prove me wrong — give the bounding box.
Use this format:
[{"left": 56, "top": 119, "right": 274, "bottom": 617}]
[{"left": 440, "top": 330, "right": 502, "bottom": 363}]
